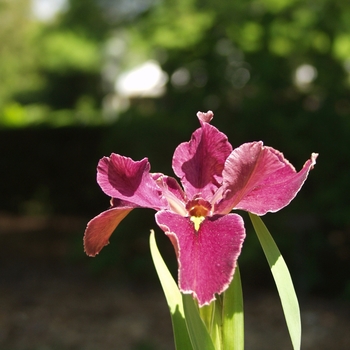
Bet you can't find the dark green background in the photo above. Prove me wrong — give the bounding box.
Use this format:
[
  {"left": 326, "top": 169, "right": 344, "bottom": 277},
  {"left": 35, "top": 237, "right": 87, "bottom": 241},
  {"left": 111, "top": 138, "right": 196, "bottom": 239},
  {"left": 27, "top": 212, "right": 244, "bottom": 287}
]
[{"left": 1, "top": 0, "right": 349, "bottom": 300}]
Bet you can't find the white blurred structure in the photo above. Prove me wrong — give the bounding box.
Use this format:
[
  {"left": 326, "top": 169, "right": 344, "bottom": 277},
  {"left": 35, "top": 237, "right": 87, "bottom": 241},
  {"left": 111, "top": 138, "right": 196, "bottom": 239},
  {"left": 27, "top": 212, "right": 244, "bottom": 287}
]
[
  {"left": 31, "top": 0, "right": 67, "bottom": 22},
  {"left": 115, "top": 60, "right": 168, "bottom": 98},
  {"left": 294, "top": 64, "right": 318, "bottom": 89}
]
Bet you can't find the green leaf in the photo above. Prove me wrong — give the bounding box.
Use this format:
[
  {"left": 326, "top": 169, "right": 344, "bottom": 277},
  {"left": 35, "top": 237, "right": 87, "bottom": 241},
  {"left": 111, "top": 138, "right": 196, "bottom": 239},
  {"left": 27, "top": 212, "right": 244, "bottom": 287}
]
[
  {"left": 149, "top": 230, "right": 193, "bottom": 350},
  {"left": 211, "top": 299, "right": 223, "bottom": 349},
  {"left": 182, "top": 294, "right": 216, "bottom": 350},
  {"left": 222, "top": 265, "right": 244, "bottom": 350},
  {"left": 198, "top": 302, "right": 215, "bottom": 333},
  {"left": 198, "top": 298, "right": 222, "bottom": 349},
  {"left": 249, "top": 214, "right": 301, "bottom": 350}
]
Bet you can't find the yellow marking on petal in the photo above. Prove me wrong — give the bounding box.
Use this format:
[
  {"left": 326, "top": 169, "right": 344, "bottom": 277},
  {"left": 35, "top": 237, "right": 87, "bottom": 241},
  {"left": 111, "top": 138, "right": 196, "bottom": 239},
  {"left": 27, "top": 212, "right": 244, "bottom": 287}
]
[{"left": 190, "top": 216, "right": 205, "bottom": 231}]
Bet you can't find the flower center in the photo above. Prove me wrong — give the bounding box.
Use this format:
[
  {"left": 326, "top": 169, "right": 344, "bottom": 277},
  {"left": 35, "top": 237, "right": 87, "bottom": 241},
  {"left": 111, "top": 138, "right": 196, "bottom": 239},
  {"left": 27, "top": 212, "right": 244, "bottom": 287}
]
[{"left": 186, "top": 197, "right": 211, "bottom": 231}]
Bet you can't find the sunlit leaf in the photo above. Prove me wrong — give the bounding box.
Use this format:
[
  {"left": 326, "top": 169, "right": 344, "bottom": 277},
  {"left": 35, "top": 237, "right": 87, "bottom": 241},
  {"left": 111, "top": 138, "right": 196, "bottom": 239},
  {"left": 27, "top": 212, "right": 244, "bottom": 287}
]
[
  {"left": 249, "top": 213, "right": 301, "bottom": 350},
  {"left": 222, "top": 265, "right": 244, "bottom": 350},
  {"left": 182, "top": 294, "right": 216, "bottom": 350},
  {"left": 149, "top": 230, "right": 193, "bottom": 350},
  {"left": 198, "top": 302, "right": 215, "bottom": 333}
]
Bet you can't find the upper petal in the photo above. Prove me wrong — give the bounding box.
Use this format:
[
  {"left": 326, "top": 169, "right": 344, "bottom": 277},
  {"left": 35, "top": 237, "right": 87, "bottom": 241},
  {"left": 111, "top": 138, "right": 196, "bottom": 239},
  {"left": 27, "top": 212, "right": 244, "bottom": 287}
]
[
  {"left": 155, "top": 211, "right": 246, "bottom": 307},
  {"left": 217, "top": 142, "right": 318, "bottom": 215},
  {"left": 197, "top": 110, "right": 214, "bottom": 123},
  {"left": 172, "top": 112, "right": 232, "bottom": 201},
  {"left": 97, "top": 154, "right": 167, "bottom": 209},
  {"left": 84, "top": 204, "right": 134, "bottom": 256}
]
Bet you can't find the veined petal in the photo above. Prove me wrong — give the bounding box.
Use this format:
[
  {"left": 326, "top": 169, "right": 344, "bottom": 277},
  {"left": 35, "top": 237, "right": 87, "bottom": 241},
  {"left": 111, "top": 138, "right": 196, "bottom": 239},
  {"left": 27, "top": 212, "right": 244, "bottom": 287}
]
[
  {"left": 172, "top": 113, "right": 232, "bottom": 201},
  {"left": 216, "top": 142, "right": 283, "bottom": 213},
  {"left": 97, "top": 154, "right": 167, "bottom": 210},
  {"left": 217, "top": 142, "right": 318, "bottom": 215},
  {"left": 84, "top": 205, "right": 134, "bottom": 256},
  {"left": 155, "top": 211, "right": 246, "bottom": 307},
  {"left": 235, "top": 151, "right": 318, "bottom": 214}
]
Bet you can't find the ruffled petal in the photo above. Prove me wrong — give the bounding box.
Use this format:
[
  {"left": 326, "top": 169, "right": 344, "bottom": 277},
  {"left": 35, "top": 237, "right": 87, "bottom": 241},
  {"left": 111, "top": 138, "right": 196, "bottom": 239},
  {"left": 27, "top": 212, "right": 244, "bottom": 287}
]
[
  {"left": 84, "top": 204, "right": 134, "bottom": 256},
  {"left": 155, "top": 211, "right": 246, "bottom": 307},
  {"left": 97, "top": 154, "right": 167, "bottom": 210},
  {"left": 217, "top": 141, "right": 318, "bottom": 215},
  {"left": 172, "top": 113, "right": 232, "bottom": 201}
]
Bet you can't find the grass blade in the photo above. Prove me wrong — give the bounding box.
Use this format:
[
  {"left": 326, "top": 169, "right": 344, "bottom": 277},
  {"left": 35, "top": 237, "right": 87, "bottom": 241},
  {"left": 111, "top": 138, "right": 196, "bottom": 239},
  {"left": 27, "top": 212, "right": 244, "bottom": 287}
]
[
  {"left": 249, "top": 213, "right": 301, "bottom": 350},
  {"left": 149, "top": 230, "right": 193, "bottom": 350},
  {"left": 182, "top": 294, "right": 216, "bottom": 350},
  {"left": 222, "top": 265, "right": 244, "bottom": 350}
]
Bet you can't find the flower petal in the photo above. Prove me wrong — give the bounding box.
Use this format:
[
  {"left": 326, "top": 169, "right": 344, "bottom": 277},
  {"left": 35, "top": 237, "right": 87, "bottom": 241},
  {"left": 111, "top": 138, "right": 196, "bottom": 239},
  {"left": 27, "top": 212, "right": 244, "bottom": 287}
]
[
  {"left": 197, "top": 110, "right": 214, "bottom": 123},
  {"left": 84, "top": 205, "right": 134, "bottom": 256},
  {"left": 155, "top": 211, "right": 246, "bottom": 307},
  {"left": 97, "top": 154, "right": 167, "bottom": 209},
  {"left": 217, "top": 142, "right": 318, "bottom": 215},
  {"left": 172, "top": 113, "right": 232, "bottom": 201},
  {"left": 155, "top": 175, "right": 188, "bottom": 216}
]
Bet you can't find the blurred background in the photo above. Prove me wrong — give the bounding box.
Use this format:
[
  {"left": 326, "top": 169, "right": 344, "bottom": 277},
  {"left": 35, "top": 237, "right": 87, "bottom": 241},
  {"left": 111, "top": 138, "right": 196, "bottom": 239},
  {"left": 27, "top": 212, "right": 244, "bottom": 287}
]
[{"left": 1, "top": 0, "right": 350, "bottom": 349}]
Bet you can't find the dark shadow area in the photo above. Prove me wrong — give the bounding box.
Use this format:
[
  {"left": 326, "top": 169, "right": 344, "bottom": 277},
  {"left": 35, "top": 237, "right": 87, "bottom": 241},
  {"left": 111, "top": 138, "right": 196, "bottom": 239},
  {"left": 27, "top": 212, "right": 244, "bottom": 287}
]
[{"left": 0, "top": 217, "right": 349, "bottom": 349}]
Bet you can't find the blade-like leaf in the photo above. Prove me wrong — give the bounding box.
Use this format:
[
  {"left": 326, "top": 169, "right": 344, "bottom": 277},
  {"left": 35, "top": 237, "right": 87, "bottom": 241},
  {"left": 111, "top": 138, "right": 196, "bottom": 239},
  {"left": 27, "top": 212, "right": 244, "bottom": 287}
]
[
  {"left": 211, "top": 299, "right": 223, "bottom": 349},
  {"left": 149, "top": 230, "right": 193, "bottom": 350},
  {"left": 199, "top": 298, "right": 222, "bottom": 349},
  {"left": 198, "top": 302, "right": 215, "bottom": 333},
  {"left": 222, "top": 265, "right": 244, "bottom": 350},
  {"left": 249, "top": 213, "right": 301, "bottom": 350},
  {"left": 182, "top": 294, "right": 216, "bottom": 350}
]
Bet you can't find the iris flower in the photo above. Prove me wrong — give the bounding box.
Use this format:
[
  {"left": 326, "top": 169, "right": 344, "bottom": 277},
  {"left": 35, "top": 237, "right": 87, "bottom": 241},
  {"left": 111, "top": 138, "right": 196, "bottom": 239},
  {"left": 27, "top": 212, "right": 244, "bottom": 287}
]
[{"left": 84, "top": 111, "right": 317, "bottom": 306}]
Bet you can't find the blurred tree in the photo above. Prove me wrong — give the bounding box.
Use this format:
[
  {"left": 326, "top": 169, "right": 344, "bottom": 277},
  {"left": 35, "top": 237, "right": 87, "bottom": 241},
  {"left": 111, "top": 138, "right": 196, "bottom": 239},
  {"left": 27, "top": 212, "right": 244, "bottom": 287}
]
[
  {"left": 58, "top": 0, "right": 110, "bottom": 41},
  {"left": 0, "top": 0, "right": 108, "bottom": 126},
  {"left": 32, "top": 0, "right": 109, "bottom": 112},
  {"left": 0, "top": 0, "right": 41, "bottom": 111},
  {"left": 0, "top": 0, "right": 349, "bottom": 296}
]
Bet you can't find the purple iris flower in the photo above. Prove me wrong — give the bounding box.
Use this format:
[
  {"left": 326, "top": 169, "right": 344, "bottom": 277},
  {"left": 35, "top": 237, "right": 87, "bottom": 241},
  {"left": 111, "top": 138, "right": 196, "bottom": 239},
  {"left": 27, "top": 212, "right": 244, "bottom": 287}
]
[{"left": 84, "top": 111, "right": 317, "bottom": 306}]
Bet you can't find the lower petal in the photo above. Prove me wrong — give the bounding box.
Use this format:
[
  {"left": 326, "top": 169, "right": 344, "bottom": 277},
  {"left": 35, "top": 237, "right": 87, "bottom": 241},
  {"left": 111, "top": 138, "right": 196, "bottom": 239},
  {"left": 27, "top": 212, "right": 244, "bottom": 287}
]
[
  {"left": 155, "top": 211, "right": 246, "bottom": 307},
  {"left": 84, "top": 206, "right": 133, "bottom": 256}
]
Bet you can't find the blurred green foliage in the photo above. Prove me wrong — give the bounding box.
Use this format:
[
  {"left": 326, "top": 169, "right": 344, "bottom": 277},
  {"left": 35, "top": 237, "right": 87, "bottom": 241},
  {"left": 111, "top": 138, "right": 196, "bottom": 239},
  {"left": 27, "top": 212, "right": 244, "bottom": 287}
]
[{"left": 1, "top": 0, "right": 350, "bottom": 298}]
